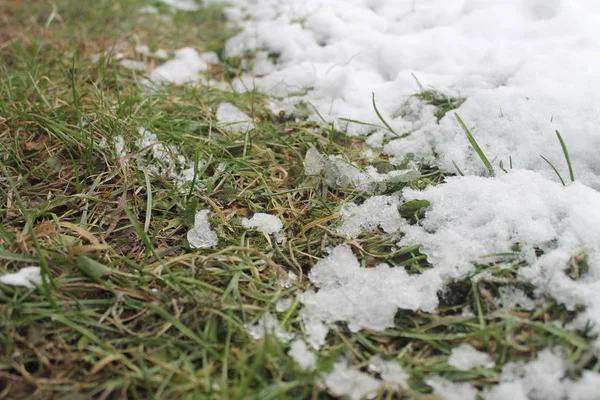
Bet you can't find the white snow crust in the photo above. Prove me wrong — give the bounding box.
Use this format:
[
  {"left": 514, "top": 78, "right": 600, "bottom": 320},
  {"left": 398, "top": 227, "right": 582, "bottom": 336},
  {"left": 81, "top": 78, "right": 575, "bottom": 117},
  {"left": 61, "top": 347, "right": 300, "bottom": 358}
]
[
  {"left": 244, "top": 312, "right": 293, "bottom": 343},
  {"left": 0, "top": 267, "right": 42, "bottom": 289}
]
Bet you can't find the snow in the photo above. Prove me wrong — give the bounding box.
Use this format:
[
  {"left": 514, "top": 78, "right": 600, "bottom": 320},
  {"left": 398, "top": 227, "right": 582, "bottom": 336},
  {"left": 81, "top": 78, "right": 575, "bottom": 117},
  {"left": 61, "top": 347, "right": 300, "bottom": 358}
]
[
  {"left": 337, "top": 195, "right": 403, "bottom": 239},
  {"left": 447, "top": 343, "right": 495, "bottom": 371},
  {"left": 244, "top": 312, "right": 294, "bottom": 342},
  {"left": 119, "top": 59, "right": 147, "bottom": 71},
  {"left": 304, "top": 147, "right": 420, "bottom": 194},
  {"left": 401, "top": 170, "right": 600, "bottom": 349},
  {"left": 426, "top": 377, "right": 478, "bottom": 400},
  {"left": 323, "top": 360, "right": 380, "bottom": 400},
  {"left": 300, "top": 245, "right": 439, "bottom": 348},
  {"left": 485, "top": 347, "right": 600, "bottom": 400},
  {"left": 148, "top": 48, "right": 212, "bottom": 85},
  {"left": 160, "top": 0, "right": 198, "bottom": 11},
  {"left": 0, "top": 267, "right": 42, "bottom": 289},
  {"left": 187, "top": 210, "right": 218, "bottom": 249},
  {"left": 288, "top": 339, "right": 317, "bottom": 371},
  {"left": 241, "top": 213, "right": 283, "bottom": 235},
  {"left": 207, "top": 0, "right": 600, "bottom": 190},
  {"left": 216, "top": 102, "right": 255, "bottom": 133},
  {"left": 275, "top": 297, "right": 293, "bottom": 313},
  {"left": 367, "top": 355, "right": 408, "bottom": 386}
]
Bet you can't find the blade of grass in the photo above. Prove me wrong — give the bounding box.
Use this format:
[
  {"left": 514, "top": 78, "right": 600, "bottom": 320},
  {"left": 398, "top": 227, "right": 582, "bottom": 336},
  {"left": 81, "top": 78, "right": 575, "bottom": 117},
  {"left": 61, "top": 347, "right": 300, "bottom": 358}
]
[
  {"left": 555, "top": 130, "right": 575, "bottom": 182},
  {"left": 455, "top": 113, "right": 494, "bottom": 176}
]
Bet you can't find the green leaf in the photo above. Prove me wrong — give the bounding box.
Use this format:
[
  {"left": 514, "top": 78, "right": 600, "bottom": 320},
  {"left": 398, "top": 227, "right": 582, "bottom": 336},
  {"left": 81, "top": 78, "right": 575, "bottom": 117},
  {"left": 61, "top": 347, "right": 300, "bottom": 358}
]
[
  {"left": 455, "top": 113, "right": 494, "bottom": 176},
  {"left": 400, "top": 199, "right": 431, "bottom": 220},
  {"left": 76, "top": 255, "right": 111, "bottom": 280}
]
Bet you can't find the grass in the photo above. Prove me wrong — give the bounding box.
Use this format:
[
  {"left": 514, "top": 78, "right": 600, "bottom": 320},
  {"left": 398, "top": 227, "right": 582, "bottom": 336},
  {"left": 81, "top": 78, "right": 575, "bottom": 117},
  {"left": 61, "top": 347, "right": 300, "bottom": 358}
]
[{"left": 0, "top": 1, "right": 598, "bottom": 399}]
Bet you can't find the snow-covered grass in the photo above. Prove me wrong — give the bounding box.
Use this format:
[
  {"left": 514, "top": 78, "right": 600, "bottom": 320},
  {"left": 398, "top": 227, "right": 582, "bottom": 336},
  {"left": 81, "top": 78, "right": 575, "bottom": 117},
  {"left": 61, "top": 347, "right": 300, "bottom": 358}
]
[{"left": 1, "top": 0, "right": 600, "bottom": 399}]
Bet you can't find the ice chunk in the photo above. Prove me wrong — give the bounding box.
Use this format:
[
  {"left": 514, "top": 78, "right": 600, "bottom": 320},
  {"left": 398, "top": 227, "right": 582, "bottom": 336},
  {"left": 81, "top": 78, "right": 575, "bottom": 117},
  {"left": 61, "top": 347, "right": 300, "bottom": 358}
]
[
  {"left": 244, "top": 312, "right": 293, "bottom": 343},
  {"left": 288, "top": 339, "right": 317, "bottom": 371},
  {"left": 367, "top": 355, "right": 408, "bottom": 385},
  {"left": 160, "top": 0, "right": 198, "bottom": 11},
  {"left": 241, "top": 213, "right": 283, "bottom": 235},
  {"left": 324, "top": 360, "right": 380, "bottom": 400},
  {"left": 304, "top": 148, "right": 419, "bottom": 194},
  {"left": 337, "top": 195, "right": 403, "bottom": 239},
  {"left": 149, "top": 47, "right": 209, "bottom": 85},
  {"left": 426, "top": 377, "right": 478, "bottom": 400},
  {"left": 187, "top": 210, "right": 218, "bottom": 249},
  {"left": 279, "top": 270, "right": 298, "bottom": 289},
  {"left": 216, "top": 102, "right": 255, "bottom": 133},
  {"left": 447, "top": 344, "right": 495, "bottom": 371},
  {"left": 0, "top": 267, "right": 42, "bottom": 289},
  {"left": 300, "top": 245, "right": 440, "bottom": 348}
]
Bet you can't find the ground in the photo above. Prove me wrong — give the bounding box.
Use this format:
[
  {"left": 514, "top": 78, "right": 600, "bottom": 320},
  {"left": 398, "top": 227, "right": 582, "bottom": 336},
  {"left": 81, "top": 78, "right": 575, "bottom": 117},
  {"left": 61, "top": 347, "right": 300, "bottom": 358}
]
[{"left": 0, "top": 1, "right": 598, "bottom": 400}]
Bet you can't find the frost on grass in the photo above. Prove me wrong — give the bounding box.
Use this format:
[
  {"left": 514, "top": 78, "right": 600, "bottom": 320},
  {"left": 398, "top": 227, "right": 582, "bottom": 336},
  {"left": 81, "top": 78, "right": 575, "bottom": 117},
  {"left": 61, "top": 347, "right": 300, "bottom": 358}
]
[
  {"left": 426, "top": 376, "right": 478, "bottom": 400},
  {"left": 187, "top": 210, "right": 218, "bottom": 249},
  {"left": 300, "top": 245, "right": 439, "bottom": 348},
  {"left": 148, "top": 48, "right": 217, "bottom": 85},
  {"left": 337, "top": 195, "right": 403, "bottom": 239},
  {"left": 216, "top": 102, "right": 255, "bottom": 133},
  {"left": 447, "top": 343, "right": 495, "bottom": 371},
  {"left": 304, "top": 147, "right": 419, "bottom": 194},
  {"left": 323, "top": 360, "right": 380, "bottom": 400},
  {"left": 287, "top": 339, "right": 317, "bottom": 371},
  {"left": 485, "top": 348, "right": 600, "bottom": 400},
  {"left": 244, "top": 312, "right": 293, "bottom": 343},
  {"left": 0, "top": 267, "right": 42, "bottom": 289},
  {"left": 401, "top": 169, "right": 600, "bottom": 349}
]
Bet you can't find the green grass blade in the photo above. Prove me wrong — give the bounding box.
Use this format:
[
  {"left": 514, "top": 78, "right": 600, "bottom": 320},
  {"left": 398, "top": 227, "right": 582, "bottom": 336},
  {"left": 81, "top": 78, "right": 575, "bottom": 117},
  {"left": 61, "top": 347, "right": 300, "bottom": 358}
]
[
  {"left": 555, "top": 130, "right": 575, "bottom": 182},
  {"left": 540, "top": 155, "right": 566, "bottom": 186},
  {"left": 372, "top": 92, "right": 396, "bottom": 134},
  {"left": 455, "top": 113, "right": 494, "bottom": 176}
]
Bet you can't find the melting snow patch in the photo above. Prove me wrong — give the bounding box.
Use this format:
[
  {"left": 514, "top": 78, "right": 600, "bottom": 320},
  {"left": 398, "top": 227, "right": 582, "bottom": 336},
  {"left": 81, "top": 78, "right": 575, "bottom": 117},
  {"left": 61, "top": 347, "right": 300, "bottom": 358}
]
[
  {"left": 337, "top": 195, "right": 403, "bottom": 239},
  {"left": 499, "top": 286, "right": 538, "bottom": 310},
  {"left": 288, "top": 339, "right": 317, "bottom": 371},
  {"left": 426, "top": 376, "right": 478, "bottom": 400},
  {"left": 367, "top": 355, "right": 408, "bottom": 386},
  {"left": 216, "top": 102, "right": 255, "bottom": 133},
  {"left": 160, "top": 0, "right": 198, "bottom": 11},
  {"left": 119, "top": 59, "right": 147, "bottom": 71},
  {"left": 275, "top": 297, "right": 293, "bottom": 313},
  {"left": 304, "top": 148, "right": 420, "bottom": 194},
  {"left": 0, "top": 267, "right": 42, "bottom": 289},
  {"left": 485, "top": 347, "right": 600, "bottom": 400},
  {"left": 148, "top": 48, "right": 213, "bottom": 85},
  {"left": 241, "top": 213, "right": 283, "bottom": 235},
  {"left": 323, "top": 360, "right": 380, "bottom": 400},
  {"left": 447, "top": 344, "right": 495, "bottom": 371},
  {"left": 401, "top": 169, "right": 600, "bottom": 349},
  {"left": 244, "top": 312, "right": 293, "bottom": 343},
  {"left": 187, "top": 210, "right": 218, "bottom": 249},
  {"left": 300, "top": 245, "right": 439, "bottom": 348}
]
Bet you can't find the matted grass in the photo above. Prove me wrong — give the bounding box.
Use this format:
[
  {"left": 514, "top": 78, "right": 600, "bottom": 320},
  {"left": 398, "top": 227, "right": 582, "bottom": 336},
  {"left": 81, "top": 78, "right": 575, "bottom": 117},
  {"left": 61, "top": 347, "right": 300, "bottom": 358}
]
[{"left": 0, "top": 1, "right": 597, "bottom": 399}]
